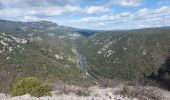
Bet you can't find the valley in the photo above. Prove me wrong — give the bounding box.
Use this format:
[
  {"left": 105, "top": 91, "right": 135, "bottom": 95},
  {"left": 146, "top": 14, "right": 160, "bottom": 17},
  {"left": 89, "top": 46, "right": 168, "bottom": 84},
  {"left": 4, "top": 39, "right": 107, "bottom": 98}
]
[
  {"left": 0, "top": 19, "right": 93, "bottom": 93},
  {"left": 0, "top": 0, "right": 170, "bottom": 99},
  {"left": 0, "top": 19, "right": 170, "bottom": 100},
  {"left": 76, "top": 28, "right": 170, "bottom": 81}
]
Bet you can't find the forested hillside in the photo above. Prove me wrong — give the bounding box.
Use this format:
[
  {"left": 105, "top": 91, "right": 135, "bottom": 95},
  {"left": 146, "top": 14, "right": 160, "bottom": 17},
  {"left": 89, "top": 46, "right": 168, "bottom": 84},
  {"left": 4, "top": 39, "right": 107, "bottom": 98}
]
[
  {"left": 0, "top": 20, "right": 88, "bottom": 93},
  {"left": 76, "top": 28, "right": 170, "bottom": 80}
]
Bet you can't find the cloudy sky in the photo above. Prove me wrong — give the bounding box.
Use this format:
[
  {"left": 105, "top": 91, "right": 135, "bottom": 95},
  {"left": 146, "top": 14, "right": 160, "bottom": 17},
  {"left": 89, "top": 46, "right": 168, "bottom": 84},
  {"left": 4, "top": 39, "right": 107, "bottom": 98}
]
[{"left": 0, "top": 0, "right": 170, "bottom": 30}]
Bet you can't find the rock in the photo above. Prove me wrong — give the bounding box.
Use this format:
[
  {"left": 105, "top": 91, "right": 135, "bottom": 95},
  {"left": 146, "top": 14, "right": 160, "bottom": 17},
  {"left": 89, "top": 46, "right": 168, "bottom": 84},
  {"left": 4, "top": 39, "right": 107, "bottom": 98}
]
[
  {"left": 9, "top": 94, "right": 38, "bottom": 100},
  {"left": 0, "top": 93, "right": 10, "bottom": 99},
  {"left": 39, "top": 96, "right": 51, "bottom": 100},
  {"left": 105, "top": 92, "right": 113, "bottom": 99}
]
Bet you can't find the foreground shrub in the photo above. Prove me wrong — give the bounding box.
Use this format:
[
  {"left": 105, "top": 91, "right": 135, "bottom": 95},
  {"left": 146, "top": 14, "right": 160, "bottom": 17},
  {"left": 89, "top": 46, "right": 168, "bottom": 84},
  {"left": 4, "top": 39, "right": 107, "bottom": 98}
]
[
  {"left": 121, "top": 85, "right": 129, "bottom": 96},
  {"left": 149, "top": 57, "right": 170, "bottom": 89},
  {"left": 11, "top": 77, "right": 51, "bottom": 97}
]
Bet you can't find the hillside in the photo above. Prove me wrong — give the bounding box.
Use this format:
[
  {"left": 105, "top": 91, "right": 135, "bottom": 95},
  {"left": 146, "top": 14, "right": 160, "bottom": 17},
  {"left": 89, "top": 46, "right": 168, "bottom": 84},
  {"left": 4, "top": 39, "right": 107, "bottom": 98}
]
[
  {"left": 1, "top": 19, "right": 170, "bottom": 94},
  {"left": 76, "top": 28, "right": 170, "bottom": 80},
  {"left": 0, "top": 20, "right": 90, "bottom": 93}
]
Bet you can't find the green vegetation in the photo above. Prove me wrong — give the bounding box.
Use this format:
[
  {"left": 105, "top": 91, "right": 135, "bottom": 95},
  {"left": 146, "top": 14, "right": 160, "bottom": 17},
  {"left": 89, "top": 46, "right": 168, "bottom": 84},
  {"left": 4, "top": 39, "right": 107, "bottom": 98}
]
[
  {"left": 0, "top": 19, "right": 170, "bottom": 94},
  {"left": 121, "top": 85, "right": 129, "bottom": 97},
  {"left": 76, "top": 28, "right": 170, "bottom": 80},
  {"left": 0, "top": 28, "right": 88, "bottom": 93},
  {"left": 11, "top": 77, "right": 51, "bottom": 97},
  {"left": 150, "top": 57, "right": 170, "bottom": 89}
]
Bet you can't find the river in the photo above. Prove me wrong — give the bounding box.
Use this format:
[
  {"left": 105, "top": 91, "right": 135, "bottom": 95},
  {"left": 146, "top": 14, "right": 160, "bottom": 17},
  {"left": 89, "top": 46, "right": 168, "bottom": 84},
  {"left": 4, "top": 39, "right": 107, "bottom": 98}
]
[
  {"left": 79, "top": 54, "right": 88, "bottom": 73},
  {"left": 71, "top": 44, "right": 89, "bottom": 74}
]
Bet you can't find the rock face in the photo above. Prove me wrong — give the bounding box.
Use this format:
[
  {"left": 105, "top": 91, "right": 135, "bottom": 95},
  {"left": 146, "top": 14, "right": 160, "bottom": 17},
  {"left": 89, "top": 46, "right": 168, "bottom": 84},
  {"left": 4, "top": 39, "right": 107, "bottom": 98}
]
[{"left": 1, "top": 85, "right": 170, "bottom": 100}]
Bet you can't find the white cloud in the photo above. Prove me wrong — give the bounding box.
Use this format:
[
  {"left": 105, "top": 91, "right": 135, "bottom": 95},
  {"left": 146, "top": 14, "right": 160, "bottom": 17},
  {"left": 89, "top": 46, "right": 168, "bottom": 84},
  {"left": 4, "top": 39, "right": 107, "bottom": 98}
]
[
  {"left": 0, "top": 0, "right": 169, "bottom": 30},
  {"left": 72, "top": 14, "right": 120, "bottom": 23},
  {"left": 0, "top": 0, "right": 110, "bottom": 22},
  {"left": 71, "top": 6, "right": 170, "bottom": 30},
  {"left": 119, "top": 0, "right": 143, "bottom": 7},
  {"left": 22, "top": 16, "right": 41, "bottom": 22},
  {"left": 136, "top": 6, "right": 170, "bottom": 19},
  {"left": 85, "top": 6, "right": 109, "bottom": 14},
  {"left": 108, "top": 0, "right": 143, "bottom": 7},
  {"left": 120, "top": 12, "right": 131, "bottom": 17},
  {"left": 0, "top": 0, "right": 79, "bottom": 7},
  {"left": 0, "top": 5, "right": 109, "bottom": 21}
]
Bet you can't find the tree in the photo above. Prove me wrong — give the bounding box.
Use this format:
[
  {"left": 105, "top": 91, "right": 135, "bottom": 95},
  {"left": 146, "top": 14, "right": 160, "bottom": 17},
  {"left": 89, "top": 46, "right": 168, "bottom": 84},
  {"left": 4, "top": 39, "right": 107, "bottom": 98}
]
[
  {"left": 158, "top": 64, "right": 167, "bottom": 77},
  {"left": 165, "top": 57, "right": 170, "bottom": 72}
]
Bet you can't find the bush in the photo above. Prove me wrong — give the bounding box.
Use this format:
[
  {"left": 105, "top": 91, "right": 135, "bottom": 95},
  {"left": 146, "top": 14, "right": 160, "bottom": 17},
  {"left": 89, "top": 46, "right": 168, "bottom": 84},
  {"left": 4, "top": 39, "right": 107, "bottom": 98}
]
[
  {"left": 153, "top": 60, "right": 170, "bottom": 89},
  {"left": 76, "top": 89, "right": 90, "bottom": 96},
  {"left": 11, "top": 77, "right": 51, "bottom": 97},
  {"left": 121, "top": 85, "right": 129, "bottom": 97}
]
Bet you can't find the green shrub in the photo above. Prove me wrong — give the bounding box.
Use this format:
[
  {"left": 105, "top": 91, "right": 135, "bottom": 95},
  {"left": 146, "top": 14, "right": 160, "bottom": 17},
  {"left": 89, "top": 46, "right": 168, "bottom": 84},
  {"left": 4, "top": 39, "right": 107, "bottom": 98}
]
[
  {"left": 121, "top": 85, "right": 129, "bottom": 97},
  {"left": 11, "top": 77, "right": 51, "bottom": 97},
  {"left": 76, "top": 89, "right": 90, "bottom": 96}
]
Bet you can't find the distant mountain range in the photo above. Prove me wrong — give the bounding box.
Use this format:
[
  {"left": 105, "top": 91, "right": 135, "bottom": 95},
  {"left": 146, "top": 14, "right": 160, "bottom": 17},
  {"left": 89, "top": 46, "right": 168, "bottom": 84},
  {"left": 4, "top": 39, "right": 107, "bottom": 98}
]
[{"left": 0, "top": 19, "right": 99, "bottom": 38}]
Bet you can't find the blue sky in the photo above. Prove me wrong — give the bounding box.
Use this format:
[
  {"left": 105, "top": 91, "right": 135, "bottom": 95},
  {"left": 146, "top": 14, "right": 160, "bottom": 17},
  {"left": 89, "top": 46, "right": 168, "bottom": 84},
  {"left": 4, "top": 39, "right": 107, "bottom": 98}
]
[{"left": 0, "top": 0, "right": 170, "bottom": 30}]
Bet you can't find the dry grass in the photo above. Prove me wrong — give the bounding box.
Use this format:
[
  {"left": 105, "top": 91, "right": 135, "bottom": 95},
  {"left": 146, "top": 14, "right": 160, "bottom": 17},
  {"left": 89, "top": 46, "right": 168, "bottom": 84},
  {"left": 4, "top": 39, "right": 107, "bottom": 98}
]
[
  {"left": 51, "top": 83, "right": 90, "bottom": 96},
  {"left": 100, "top": 79, "right": 123, "bottom": 88},
  {"left": 115, "top": 85, "right": 164, "bottom": 100}
]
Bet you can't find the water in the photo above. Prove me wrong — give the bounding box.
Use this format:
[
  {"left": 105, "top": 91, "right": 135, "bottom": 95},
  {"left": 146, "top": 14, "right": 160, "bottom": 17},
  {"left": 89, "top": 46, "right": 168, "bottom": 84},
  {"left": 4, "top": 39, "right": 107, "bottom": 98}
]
[
  {"left": 71, "top": 44, "right": 89, "bottom": 73},
  {"left": 72, "top": 44, "right": 95, "bottom": 80},
  {"left": 80, "top": 54, "right": 96, "bottom": 81},
  {"left": 79, "top": 54, "right": 88, "bottom": 73}
]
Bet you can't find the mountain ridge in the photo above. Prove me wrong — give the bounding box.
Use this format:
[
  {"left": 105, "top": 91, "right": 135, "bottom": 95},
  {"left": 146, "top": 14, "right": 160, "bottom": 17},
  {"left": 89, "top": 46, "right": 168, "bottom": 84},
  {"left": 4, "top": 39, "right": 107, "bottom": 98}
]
[{"left": 1, "top": 19, "right": 169, "bottom": 33}]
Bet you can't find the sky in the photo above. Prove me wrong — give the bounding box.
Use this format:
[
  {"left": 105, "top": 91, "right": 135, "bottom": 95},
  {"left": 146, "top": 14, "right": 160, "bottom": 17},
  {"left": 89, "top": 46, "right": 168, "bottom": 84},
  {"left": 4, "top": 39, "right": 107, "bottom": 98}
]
[{"left": 0, "top": 0, "right": 170, "bottom": 30}]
